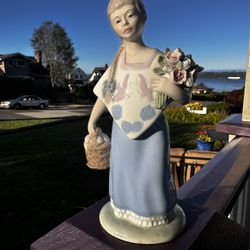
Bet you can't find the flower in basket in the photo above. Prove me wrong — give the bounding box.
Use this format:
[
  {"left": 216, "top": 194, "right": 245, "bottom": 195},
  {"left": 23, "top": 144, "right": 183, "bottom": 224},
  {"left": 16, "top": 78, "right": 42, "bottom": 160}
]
[
  {"left": 196, "top": 130, "right": 214, "bottom": 142},
  {"left": 153, "top": 48, "right": 203, "bottom": 109}
]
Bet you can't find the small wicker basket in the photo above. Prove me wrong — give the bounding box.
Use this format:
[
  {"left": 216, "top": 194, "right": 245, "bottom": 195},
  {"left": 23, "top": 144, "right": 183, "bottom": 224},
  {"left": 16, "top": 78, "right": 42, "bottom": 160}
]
[{"left": 84, "top": 128, "right": 111, "bottom": 170}]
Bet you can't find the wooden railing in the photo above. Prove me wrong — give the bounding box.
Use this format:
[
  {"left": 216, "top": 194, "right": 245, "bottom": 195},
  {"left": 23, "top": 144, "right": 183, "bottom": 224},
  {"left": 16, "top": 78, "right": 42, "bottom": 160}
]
[
  {"left": 216, "top": 114, "right": 250, "bottom": 242},
  {"left": 177, "top": 136, "right": 250, "bottom": 215},
  {"left": 31, "top": 114, "right": 250, "bottom": 249},
  {"left": 170, "top": 148, "right": 217, "bottom": 188}
]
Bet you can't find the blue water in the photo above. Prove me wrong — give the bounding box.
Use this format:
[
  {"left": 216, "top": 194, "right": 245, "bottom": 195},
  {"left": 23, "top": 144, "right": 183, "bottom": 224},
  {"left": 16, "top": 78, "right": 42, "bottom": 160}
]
[{"left": 196, "top": 77, "right": 245, "bottom": 92}]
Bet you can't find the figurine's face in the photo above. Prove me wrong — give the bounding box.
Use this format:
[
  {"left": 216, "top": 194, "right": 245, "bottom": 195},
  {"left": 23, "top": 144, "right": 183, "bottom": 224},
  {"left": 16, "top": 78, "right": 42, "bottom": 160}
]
[{"left": 110, "top": 4, "right": 143, "bottom": 41}]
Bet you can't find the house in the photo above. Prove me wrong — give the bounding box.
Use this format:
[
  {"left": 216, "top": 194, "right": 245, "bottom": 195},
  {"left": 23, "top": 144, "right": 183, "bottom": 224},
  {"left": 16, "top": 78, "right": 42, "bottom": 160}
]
[
  {"left": 68, "top": 67, "right": 88, "bottom": 82},
  {"left": 68, "top": 67, "right": 89, "bottom": 94},
  {"left": 72, "top": 64, "right": 108, "bottom": 102},
  {"left": 192, "top": 86, "right": 213, "bottom": 94},
  {"left": 68, "top": 64, "right": 108, "bottom": 96},
  {"left": 0, "top": 52, "right": 49, "bottom": 84},
  {"left": 0, "top": 52, "right": 31, "bottom": 77},
  {"left": 86, "top": 64, "right": 108, "bottom": 85}
]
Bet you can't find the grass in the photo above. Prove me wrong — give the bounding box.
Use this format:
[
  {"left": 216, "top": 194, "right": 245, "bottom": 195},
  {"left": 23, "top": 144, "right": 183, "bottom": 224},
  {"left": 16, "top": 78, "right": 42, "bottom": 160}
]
[
  {"left": 0, "top": 116, "right": 111, "bottom": 249},
  {"left": 0, "top": 119, "right": 61, "bottom": 132},
  {"left": 0, "top": 116, "right": 209, "bottom": 249},
  {"left": 168, "top": 121, "right": 209, "bottom": 149}
]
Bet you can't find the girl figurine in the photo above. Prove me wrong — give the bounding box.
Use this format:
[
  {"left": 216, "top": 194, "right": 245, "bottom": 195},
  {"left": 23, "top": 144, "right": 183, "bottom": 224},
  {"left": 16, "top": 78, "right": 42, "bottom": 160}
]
[{"left": 87, "top": 0, "right": 200, "bottom": 244}]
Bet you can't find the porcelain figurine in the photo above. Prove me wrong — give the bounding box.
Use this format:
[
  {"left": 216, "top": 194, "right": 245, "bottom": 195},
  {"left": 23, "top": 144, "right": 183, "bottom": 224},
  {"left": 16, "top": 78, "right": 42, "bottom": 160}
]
[{"left": 87, "top": 0, "right": 202, "bottom": 244}]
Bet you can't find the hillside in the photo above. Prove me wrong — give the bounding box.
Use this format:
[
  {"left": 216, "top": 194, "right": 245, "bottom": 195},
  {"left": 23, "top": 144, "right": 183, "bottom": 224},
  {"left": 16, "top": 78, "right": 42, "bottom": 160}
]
[{"left": 198, "top": 71, "right": 246, "bottom": 79}]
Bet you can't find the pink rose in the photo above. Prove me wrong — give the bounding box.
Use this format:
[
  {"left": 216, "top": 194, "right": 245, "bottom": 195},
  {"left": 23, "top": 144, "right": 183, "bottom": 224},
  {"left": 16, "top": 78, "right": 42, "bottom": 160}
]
[
  {"left": 172, "top": 68, "right": 187, "bottom": 84},
  {"left": 165, "top": 48, "right": 185, "bottom": 64}
]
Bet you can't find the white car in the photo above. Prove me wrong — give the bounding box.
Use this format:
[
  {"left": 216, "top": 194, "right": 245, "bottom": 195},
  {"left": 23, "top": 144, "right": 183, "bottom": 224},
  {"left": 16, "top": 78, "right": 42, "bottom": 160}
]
[{"left": 0, "top": 95, "right": 49, "bottom": 109}]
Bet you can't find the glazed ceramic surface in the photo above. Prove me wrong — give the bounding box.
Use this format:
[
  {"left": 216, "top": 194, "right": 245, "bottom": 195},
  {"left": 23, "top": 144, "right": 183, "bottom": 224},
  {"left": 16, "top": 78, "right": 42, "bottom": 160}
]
[
  {"left": 93, "top": 48, "right": 179, "bottom": 228},
  {"left": 94, "top": 49, "right": 172, "bottom": 139},
  {"left": 87, "top": 0, "right": 202, "bottom": 243}
]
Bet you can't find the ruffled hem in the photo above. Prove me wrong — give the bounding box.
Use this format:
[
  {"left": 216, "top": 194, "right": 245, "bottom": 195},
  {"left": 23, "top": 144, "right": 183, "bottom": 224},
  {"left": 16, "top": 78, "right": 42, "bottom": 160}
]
[{"left": 110, "top": 199, "right": 175, "bottom": 228}]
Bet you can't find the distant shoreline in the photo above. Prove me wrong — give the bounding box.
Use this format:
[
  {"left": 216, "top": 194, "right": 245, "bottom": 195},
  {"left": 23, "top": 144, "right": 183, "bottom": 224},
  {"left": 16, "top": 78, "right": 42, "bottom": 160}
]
[
  {"left": 199, "top": 71, "right": 246, "bottom": 79},
  {"left": 196, "top": 76, "right": 245, "bottom": 92}
]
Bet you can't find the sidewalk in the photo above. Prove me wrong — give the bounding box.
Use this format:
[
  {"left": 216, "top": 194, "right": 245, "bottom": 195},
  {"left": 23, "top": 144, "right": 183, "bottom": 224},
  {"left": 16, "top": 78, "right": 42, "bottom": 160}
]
[{"left": 0, "top": 104, "right": 93, "bottom": 120}]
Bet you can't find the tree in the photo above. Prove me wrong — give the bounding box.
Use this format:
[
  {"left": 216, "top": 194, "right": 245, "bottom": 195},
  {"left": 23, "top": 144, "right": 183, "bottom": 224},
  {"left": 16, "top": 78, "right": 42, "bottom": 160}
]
[
  {"left": 31, "top": 21, "right": 78, "bottom": 87},
  {"left": 195, "top": 82, "right": 208, "bottom": 89}
]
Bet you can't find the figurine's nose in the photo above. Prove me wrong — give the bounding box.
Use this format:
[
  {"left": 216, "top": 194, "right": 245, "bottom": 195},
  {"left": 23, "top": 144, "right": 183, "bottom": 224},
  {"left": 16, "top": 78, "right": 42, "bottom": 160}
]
[{"left": 122, "top": 17, "right": 129, "bottom": 26}]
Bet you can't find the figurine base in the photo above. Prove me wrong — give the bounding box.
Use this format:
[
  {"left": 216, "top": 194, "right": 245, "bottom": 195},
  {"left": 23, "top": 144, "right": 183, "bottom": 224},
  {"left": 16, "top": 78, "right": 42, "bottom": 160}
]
[{"left": 99, "top": 202, "right": 186, "bottom": 244}]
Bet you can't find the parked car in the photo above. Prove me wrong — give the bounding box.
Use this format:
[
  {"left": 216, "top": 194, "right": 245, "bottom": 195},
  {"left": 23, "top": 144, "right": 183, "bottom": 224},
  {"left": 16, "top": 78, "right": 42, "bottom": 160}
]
[{"left": 0, "top": 95, "right": 49, "bottom": 109}]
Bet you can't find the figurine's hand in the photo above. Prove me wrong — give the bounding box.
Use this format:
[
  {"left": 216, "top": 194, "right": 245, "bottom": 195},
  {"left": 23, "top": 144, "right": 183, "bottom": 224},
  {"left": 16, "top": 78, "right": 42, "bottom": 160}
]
[
  {"left": 152, "top": 77, "right": 171, "bottom": 94},
  {"left": 87, "top": 121, "right": 97, "bottom": 134},
  {"left": 153, "top": 76, "right": 191, "bottom": 104},
  {"left": 87, "top": 98, "right": 106, "bottom": 134}
]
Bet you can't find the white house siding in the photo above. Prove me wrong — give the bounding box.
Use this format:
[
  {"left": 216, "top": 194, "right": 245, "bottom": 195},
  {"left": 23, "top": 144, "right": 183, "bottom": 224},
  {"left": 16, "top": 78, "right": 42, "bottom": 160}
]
[{"left": 70, "top": 67, "right": 88, "bottom": 81}]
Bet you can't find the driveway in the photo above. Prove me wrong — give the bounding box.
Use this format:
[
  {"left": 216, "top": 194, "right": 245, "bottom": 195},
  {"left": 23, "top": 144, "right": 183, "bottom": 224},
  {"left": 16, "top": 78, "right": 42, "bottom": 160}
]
[{"left": 0, "top": 104, "right": 93, "bottom": 120}]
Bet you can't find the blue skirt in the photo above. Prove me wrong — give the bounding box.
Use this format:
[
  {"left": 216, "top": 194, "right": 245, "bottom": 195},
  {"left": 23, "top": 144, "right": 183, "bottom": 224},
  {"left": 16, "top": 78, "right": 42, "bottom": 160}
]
[{"left": 109, "top": 114, "right": 176, "bottom": 217}]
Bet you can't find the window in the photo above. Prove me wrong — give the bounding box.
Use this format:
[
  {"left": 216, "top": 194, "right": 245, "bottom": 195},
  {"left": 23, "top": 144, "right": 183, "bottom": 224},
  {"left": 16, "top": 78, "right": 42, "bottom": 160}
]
[{"left": 31, "top": 96, "right": 40, "bottom": 100}]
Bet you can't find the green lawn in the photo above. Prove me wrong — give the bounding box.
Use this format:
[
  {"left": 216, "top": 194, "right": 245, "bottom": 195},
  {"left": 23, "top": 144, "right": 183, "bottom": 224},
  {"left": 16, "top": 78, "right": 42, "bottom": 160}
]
[
  {"left": 0, "top": 116, "right": 205, "bottom": 249},
  {"left": 0, "top": 119, "right": 61, "bottom": 133},
  {"left": 0, "top": 117, "right": 111, "bottom": 249},
  {"left": 169, "top": 121, "right": 205, "bottom": 149}
]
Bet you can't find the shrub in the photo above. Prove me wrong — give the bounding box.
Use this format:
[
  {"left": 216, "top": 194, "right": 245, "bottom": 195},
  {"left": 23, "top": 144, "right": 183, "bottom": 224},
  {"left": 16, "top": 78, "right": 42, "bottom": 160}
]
[
  {"left": 225, "top": 89, "right": 244, "bottom": 107},
  {"left": 192, "top": 92, "right": 228, "bottom": 102},
  {"left": 213, "top": 140, "right": 225, "bottom": 151},
  {"left": 0, "top": 76, "right": 50, "bottom": 101},
  {"left": 207, "top": 102, "right": 232, "bottom": 114},
  {"left": 164, "top": 106, "right": 227, "bottom": 124}
]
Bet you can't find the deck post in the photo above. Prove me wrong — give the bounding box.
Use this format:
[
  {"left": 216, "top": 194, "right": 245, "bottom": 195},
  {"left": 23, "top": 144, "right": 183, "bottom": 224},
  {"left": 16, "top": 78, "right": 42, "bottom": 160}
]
[{"left": 242, "top": 41, "right": 250, "bottom": 122}]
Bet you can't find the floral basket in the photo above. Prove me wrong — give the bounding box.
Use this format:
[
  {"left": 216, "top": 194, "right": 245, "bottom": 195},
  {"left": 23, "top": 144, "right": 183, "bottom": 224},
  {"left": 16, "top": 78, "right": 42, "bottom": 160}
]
[
  {"left": 84, "top": 128, "right": 110, "bottom": 170},
  {"left": 153, "top": 48, "right": 203, "bottom": 109}
]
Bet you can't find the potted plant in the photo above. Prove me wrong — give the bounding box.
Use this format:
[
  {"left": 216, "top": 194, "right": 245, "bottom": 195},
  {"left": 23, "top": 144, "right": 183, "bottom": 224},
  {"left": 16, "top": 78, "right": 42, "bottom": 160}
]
[{"left": 196, "top": 130, "right": 214, "bottom": 151}]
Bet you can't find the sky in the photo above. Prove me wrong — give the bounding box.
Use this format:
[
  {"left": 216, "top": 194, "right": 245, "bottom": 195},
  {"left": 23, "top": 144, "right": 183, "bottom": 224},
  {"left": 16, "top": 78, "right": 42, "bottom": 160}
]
[{"left": 1, "top": 0, "right": 250, "bottom": 74}]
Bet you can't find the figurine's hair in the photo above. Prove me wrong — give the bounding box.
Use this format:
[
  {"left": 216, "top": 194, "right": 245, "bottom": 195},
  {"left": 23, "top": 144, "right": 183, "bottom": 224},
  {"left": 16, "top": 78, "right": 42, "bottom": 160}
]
[
  {"left": 107, "top": 43, "right": 125, "bottom": 85},
  {"left": 107, "top": 0, "right": 147, "bottom": 24},
  {"left": 105, "top": 0, "right": 147, "bottom": 103}
]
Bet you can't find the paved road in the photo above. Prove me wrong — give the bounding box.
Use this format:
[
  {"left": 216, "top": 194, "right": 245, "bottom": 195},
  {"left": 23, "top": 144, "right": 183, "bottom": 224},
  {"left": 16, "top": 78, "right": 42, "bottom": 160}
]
[
  {"left": 0, "top": 104, "right": 93, "bottom": 120},
  {"left": 0, "top": 102, "right": 181, "bottom": 121}
]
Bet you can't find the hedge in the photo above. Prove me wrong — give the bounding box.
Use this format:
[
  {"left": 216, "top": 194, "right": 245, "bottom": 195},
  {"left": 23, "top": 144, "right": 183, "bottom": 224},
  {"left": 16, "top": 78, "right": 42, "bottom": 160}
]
[{"left": 164, "top": 106, "right": 228, "bottom": 124}]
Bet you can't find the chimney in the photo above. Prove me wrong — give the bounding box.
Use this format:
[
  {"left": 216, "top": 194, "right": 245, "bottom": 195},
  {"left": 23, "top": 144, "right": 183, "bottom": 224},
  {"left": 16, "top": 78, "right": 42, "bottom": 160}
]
[{"left": 35, "top": 50, "right": 42, "bottom": 64}]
